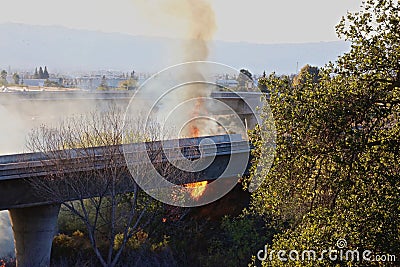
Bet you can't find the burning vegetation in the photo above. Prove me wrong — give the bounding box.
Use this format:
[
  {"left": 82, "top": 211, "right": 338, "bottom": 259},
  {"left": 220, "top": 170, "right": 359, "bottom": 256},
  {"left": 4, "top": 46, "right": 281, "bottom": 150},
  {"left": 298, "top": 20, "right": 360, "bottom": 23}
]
[{"left": 184, "top": 181, "right": 209, "bottom": 200}]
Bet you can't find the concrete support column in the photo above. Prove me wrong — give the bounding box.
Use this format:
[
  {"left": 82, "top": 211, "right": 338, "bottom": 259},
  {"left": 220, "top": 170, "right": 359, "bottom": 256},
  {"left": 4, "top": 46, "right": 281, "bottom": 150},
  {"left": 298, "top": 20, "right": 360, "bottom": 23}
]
[{"left": 8, "top": 204, "right": 60, "bottom": 267}]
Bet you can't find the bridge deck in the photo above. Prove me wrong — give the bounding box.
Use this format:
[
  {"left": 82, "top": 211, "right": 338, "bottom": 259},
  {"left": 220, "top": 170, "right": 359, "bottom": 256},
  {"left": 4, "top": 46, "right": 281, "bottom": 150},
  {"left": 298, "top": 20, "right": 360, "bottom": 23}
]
[{"left": 0, "top": 134, "right": 251, "bottom": 210}]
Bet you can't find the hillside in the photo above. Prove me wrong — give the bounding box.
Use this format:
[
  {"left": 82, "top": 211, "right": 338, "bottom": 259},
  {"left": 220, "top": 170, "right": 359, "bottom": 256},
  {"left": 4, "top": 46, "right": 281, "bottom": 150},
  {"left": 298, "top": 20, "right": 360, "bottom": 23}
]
[{"left": 0, "top": 23, "right": 350, "bottom": 74}]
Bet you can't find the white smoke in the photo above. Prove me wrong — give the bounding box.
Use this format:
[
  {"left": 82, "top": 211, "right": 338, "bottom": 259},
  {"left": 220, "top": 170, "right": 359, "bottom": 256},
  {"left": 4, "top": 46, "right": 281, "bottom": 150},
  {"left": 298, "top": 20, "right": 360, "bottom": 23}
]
[
  {"left": 0, "top": 211, "right": 14, "bottom": 257},
  {"left": 132, "top": 0, "right": 219, "bottom": 138},
  {"left": 0, "top": 94, "right": 132, "bottom": 258}
]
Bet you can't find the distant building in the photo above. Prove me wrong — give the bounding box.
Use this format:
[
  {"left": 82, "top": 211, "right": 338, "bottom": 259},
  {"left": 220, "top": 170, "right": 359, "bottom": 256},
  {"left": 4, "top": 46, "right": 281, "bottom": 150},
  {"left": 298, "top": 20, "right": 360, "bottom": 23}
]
[
  {"left": 216, "top": 79, "right": 239, "bottom": 88},
  {"left": 75, "top": 77, "right": 130, "bottom": 90},
  {"left": 22, "top": 79, "right": 59, "bottom": 87}
]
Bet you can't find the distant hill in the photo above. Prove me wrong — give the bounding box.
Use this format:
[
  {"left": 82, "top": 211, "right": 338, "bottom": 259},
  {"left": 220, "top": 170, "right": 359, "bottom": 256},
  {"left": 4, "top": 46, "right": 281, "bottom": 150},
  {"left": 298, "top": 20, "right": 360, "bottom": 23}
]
[{"left": 0, "top": 23, "right": 350, "bottom": 74}]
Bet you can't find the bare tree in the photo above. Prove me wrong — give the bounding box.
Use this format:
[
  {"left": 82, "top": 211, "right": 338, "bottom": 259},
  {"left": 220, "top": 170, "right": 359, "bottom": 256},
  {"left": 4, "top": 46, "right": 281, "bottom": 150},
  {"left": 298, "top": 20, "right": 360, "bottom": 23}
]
[{"left": 26, "top": 106, "right": 185, "bottom": 267}]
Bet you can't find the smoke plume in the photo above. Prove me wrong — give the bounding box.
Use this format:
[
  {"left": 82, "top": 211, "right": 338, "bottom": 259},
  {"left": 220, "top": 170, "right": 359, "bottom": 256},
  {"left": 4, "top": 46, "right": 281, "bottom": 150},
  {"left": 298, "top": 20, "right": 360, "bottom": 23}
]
[
  {"left": 165, "top": 0, "right": 216, "bottom": 61},
  {"left": 133, "top": 0, "right": 216, "bottom": 61},
  {"left": 176, "top": 0, "right": 217, "bottom": 137},
  {"left": 133, "top": 0, "right": 219, "bottom": 137}
]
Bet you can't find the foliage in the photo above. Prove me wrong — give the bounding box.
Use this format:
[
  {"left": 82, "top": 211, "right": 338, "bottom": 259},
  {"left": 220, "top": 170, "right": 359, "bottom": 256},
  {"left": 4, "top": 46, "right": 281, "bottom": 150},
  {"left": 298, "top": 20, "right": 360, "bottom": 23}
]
[
  {"left": 43, "top": 66, "right": 50, "bottom": 79},
  {"left": 114, "top": 229, "right": 148, "bottom": 250},
  {"left": 257, "top": 77, "right": 270, "bottom": 93},
  {"left": 44, "top": 79, "right": 61, "bottom": 87},
  {"left": 58, "top": 206, "right": 87, "bottom": 234},
  {"left": 292, "top": 64, "right": 320, "bottom": 86},
  {"left": 27, "top": 107, "right": 170, "bottom": 267},
  {"left": 0, "top": 70, "right": 7, "bottom": 86},
  {"left": 33, "top": 66, "right": 50, "bottom": 79},
  {"left": 33, "top": 68, "right": 39, "bottom": 79},
  {"left": 250, "top": 1, "right": 400, "bottom": 266},
  {"left": 52, "top": 231, "right": 92, "bottom": 257},
  {"left": 202, "top": 215, "right": 271, "bottom": 267},
  {"left": 39, "top": 67, "right": 44, "bottom": 79},
  {"left": 11, "top": 73, "right": 20, "bottom": 85},
  {"left": 97, "top": 75, "right": 109, "bottom": 90},
  {"left": 54, "top": 206, "right": 176, "bottom": 266},
  {"left": 146, "top": 210, "right": 272, "bottom": 267},
  {"left": 118, "top": 78, "right": 137, "bottom": 90}
]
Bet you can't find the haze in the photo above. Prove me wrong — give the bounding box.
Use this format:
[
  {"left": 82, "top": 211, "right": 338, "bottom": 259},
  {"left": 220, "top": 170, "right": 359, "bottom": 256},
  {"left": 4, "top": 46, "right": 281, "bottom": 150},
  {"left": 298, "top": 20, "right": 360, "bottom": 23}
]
[{"left": 0, "top": 0, "right": 360, "bottom": 44}]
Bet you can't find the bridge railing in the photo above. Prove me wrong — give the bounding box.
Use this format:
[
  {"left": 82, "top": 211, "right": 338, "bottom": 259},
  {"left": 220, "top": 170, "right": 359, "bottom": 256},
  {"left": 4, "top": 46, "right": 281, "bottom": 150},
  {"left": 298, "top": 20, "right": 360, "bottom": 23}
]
[{"left": 0, "top": 134, "right": 247, "bottom": 179}]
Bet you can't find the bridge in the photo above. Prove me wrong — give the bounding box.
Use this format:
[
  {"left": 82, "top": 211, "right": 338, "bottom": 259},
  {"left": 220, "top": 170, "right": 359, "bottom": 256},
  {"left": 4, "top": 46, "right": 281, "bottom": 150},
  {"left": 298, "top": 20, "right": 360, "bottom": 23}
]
[
  {"left": 0, "top": 134, "right": 252, "bottom": 267},
  {"left": 0, "top": 90, "right": 263, "bottom": 266},
  {"left": 0, "top": 90, "right": 262, "bottom": 130}
]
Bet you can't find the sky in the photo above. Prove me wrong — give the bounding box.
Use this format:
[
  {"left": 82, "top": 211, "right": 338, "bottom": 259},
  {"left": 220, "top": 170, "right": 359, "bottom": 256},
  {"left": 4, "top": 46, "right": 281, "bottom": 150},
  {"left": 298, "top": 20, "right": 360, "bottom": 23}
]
[{"left": 0, "top": 0, "right": 361, "bottom": 44}]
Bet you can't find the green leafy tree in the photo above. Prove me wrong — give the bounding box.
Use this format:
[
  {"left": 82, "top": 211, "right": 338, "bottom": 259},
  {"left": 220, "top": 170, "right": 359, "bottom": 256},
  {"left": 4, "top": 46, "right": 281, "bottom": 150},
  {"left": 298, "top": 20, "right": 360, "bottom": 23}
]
[
  {"left": 0, "top": 70, "right": 7, "bottom": 85},
  {"left": 33, "top": 67, "right": 39, "bottom": 79},
  {"left": 251, "top": 1, "right": 400, "bottom": 266},
  {"left": 292, "top": 64, "right": 320, "bottom": 86},
  {"left": 39, "top": 67, "right": 44, "bottom": 79},
  {"left": 43, "top": 66, "right": 49, "bottom": 79},
  {"left": 97, "top": 75, "right": 109, "bottom": 90},
  {"left": 12, "top": 73, "right": 20, "bottom": 85},
  {"left": 258, "top": 74, "right": 271, "bottom": 93},
  {"left": 44, "top": 79, "right": 61, "bottom": 87},
  {"left": 118, "top": 79, "right": 137, "bottom": 90}
]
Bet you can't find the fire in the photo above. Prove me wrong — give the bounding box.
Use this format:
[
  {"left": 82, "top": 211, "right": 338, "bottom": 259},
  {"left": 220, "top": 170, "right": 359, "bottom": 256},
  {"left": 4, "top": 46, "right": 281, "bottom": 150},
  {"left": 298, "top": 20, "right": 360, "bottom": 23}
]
[
  {"left": 186, "top": 97, "right": 204, "bottom": 138},
  {"left": 185, "top": 181, "right": 208, "bottom": 200},
  {"left": 190, "top": 125, "right": 200, "bottom": 137}
]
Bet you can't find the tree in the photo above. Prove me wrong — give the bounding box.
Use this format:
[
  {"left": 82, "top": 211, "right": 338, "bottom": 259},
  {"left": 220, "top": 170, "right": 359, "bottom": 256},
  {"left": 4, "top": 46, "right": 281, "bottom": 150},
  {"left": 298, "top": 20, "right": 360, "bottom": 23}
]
[
  {"left": 98, "top": 75, "right": 109, "bottom": 90},
  {"left": 257, "top": 76, "right": 270, "bottom": 93},
  {"left": 118, "top": 79, "right": 137, "bottom": 90},
  {"left": 39, "top": 67, "right": 44, "bottom": 79},
  {"left": 251, "top": 1, "right": 399, "bottom": 266},
  {"left": 27, "top": 107, "right": 190, "bottom": 266},
  {"left": 43, "top": 66, "right": 49, "bottom": 79},
  {"left": 12, "top": 73, "right": 20, "bottom": 85},
  {"left": 292, "top": 64, "right": 320, "bottom": 86},
  {"left": 44, "top": 79, "right": 61, "bottom": 87},
  {"left": 34, "top": 67, "right": 39, "bottom": 79},
  {"left": 0, "top": 70, "right": 7, "bottom": 85}
]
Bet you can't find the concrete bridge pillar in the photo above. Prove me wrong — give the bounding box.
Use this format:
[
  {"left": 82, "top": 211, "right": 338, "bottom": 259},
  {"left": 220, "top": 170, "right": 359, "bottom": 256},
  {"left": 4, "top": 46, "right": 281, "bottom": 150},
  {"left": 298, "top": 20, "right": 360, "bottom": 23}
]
[{"left": 8, "top": 204, "right": 60, "bottom": 267}]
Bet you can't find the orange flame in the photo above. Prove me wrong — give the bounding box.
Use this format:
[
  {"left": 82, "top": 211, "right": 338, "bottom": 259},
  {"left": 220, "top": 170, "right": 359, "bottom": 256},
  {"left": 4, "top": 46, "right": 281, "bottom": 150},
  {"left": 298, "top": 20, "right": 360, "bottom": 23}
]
[
  {"left": 186, "top": 97, "right": 205, "bottom": 138},
  {"left": 190, "top": 125, "right": 200, "bottom": 137},
  {"left": 185, "top": 181, "right": 208, "bottom": 200},
  {"left": 184, "top": 98, "right": 208, "bottom": 199}
]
